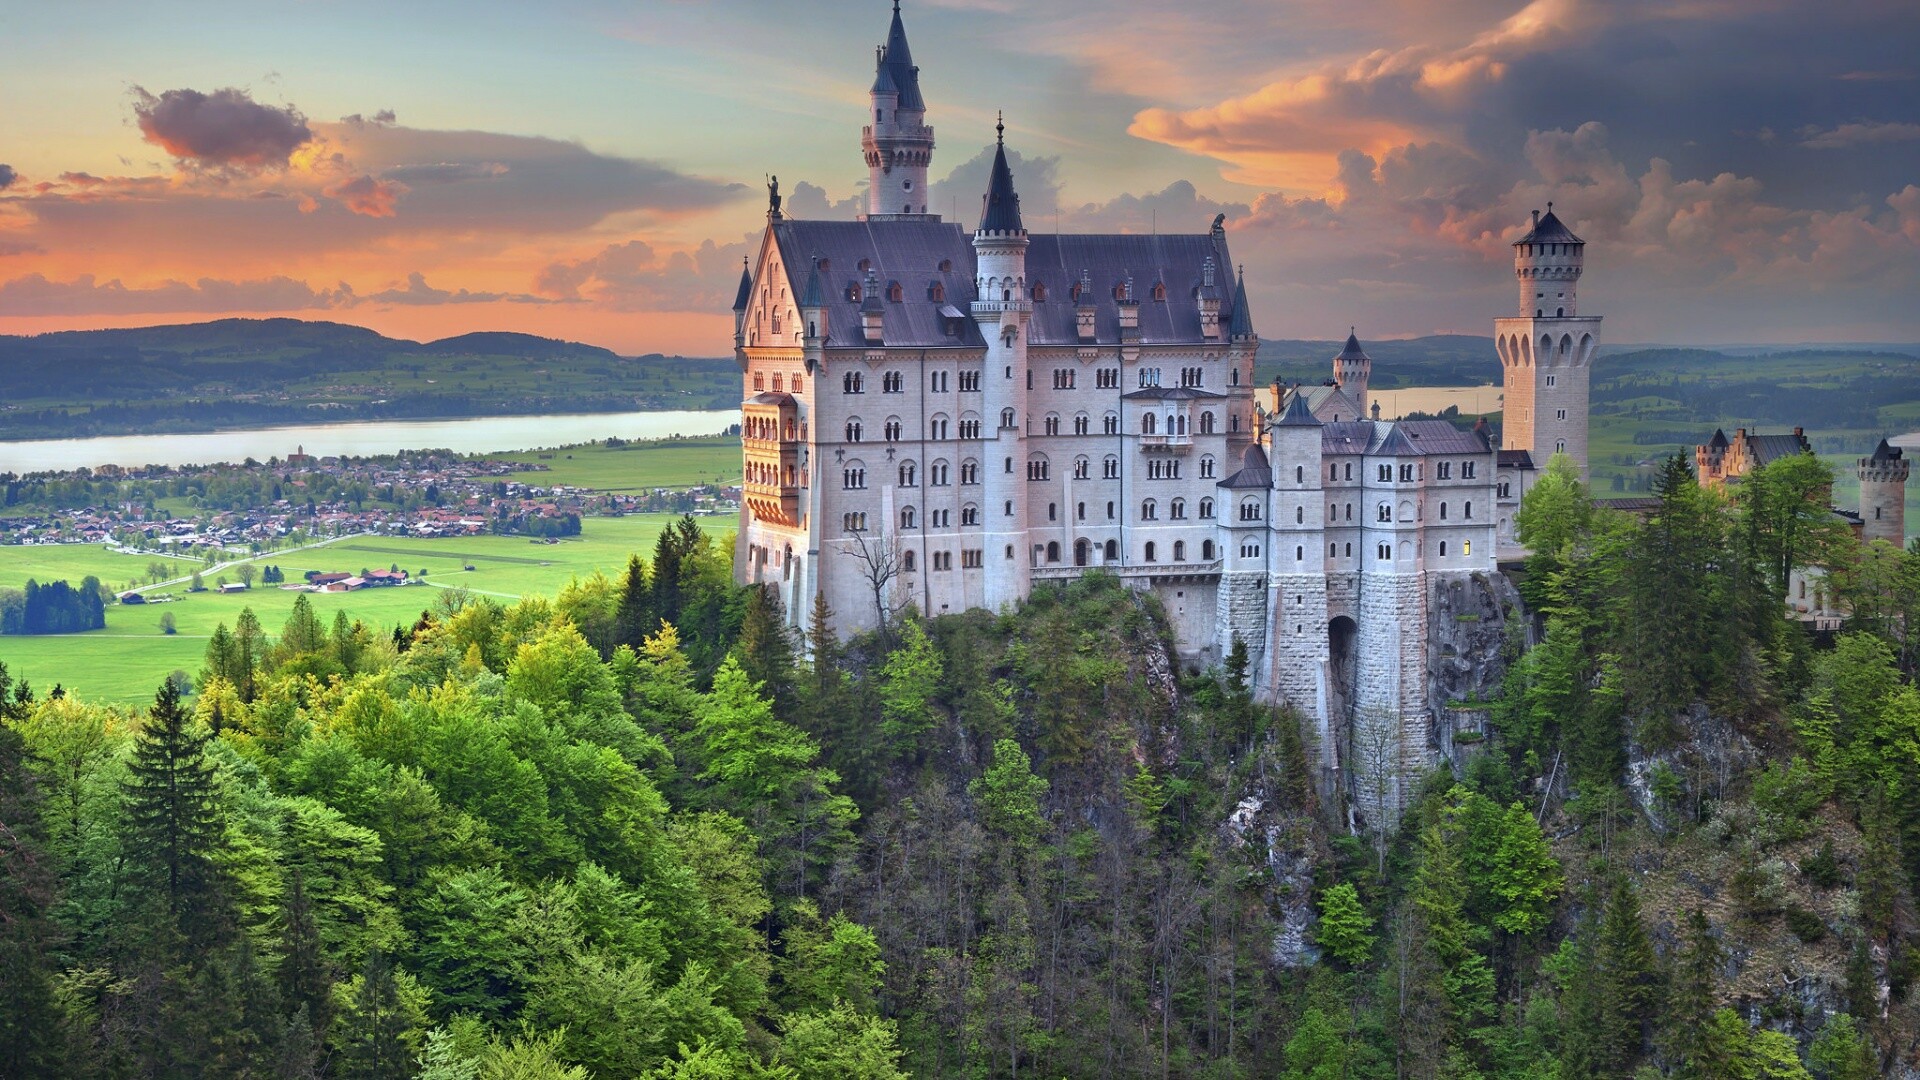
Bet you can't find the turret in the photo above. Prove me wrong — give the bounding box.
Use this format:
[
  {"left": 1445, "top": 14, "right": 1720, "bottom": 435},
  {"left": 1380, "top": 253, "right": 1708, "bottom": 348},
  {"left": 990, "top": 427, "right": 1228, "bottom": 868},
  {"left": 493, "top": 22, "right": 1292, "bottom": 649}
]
[
  {"left": 1513, "top": 202, "right": 1584, "bottom": 318},
  {"left": 731, "top": 257, "right": 752, "bottom": 355},
  {"left": 861, "top": 1, "right": 936, "bottom": 219},
  {"left": 1198, "top": 257, "right": 1222, "bottom": 340},
  {"left": 1334, "top": 328, "right": 1371, "bottom": 420},
  {"left": 970, "top": 116, "right": 1033, "bottom": 608},
  {"left": 859, "top": 267, "right": 885, "bottom": 344},
  {"left": 1116, "top": 274, "right": 1139, "bottom": 343},
  {"left": 800, "top": 257, "right": 829, "bottom": 352},
  {"left": 1859, "top": 439, "right": 1909, "bottom": 546}
]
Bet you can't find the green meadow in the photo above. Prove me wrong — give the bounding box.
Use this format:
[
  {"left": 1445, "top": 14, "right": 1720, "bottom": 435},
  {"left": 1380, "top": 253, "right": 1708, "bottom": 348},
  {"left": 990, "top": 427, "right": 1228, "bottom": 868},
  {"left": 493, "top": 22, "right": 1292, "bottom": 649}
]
[
  {"left": 491, "top": 437, "right": 741, "bottom": 491},
  {"left": 0, "top": 513, "right": 721, "bottom": 704}
]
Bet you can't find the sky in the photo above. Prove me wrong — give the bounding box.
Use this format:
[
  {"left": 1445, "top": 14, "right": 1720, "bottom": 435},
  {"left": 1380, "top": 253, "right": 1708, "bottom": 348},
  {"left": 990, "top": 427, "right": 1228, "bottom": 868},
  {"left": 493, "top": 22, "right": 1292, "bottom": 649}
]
[{"left": 0, "top": 0, "right": 1916, "bottom": 355}]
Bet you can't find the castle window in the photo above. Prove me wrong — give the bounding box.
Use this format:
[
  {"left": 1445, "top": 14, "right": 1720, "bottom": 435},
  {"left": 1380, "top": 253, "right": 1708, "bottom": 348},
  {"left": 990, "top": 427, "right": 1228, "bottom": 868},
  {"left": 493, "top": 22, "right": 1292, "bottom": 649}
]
[
  {"left": 753, "top": 373, "right": 765, "bottom": 392},
  {"left": 1378, "top": 543, "right": 1391, "bottom": 560},
  {"left": 1047, "top": 541, "right": 1061, "bottom": 563},
  {"left": 1378, "top": 503, "right": 1391, "bottom": 522},
  {"left": 1104, "top": 413, "right": 1120, "bottom": 435},
  {"left": 931, "top": 371, "right": 949, "bottom": 392},
  {"left": 928, "top": 281, "right": 945, "bottom": 302},
  {"left": 1330, "top": 542, "right": 1337, "bottom": 557},
  {"left": 958, "top": 459, "right": 975, "bottom": 485},
  {"left": 1142, "top": 499, "right": 1158, "bottom": 520},
  {"left": 1462, "top": 541, "right": 1471, "bottom": 556},
  {"left": 1200, "top": 497, "right": 1215, "bottom": 519},
  {"left": 1001, "top": 408, "right": 1017, "bottom": 429},
  {"left": 859, "top": 258, "right": 872, "bottom": 273},
  {"left": 1198, "top": 411, "right": 1216, "bottom": 435},
  {"left": 1104, "top": 456, "right": 1120, "bottom": 479},
  {"left": 842, "top": 466, "right": 866, "bottom": 489},
  {"left": 901, "top": 506, "right": 917, "bottom": 529},
  {"left": 1026, "top": 457, "right": 1050, "bottom": 481},
  {"left": 1330, "top": 463, "right": 1339, "bottom": 481},
  {"left": 847, "top": 283, "right": 862, "bottom": 303},
  {"left": 846, "top": 419, "right": 863, "bottom": 442},
  {"left": 1556, "top": 409, "right": 1567, "bottom": 421},
  {"left": 1344, "top": 463, "right": 1353, "bottom": 480},
  {"left": 932, "top": 551, "right": 950, "bottom": 571},
  {"left": 1296, "top": 465, "right": 1305, "bottom": 484},
  {"left": 1440, "top": 541, "right": 1448, "bottom": 556},
  {"left": 1296, "top": 546, "right": 1304, "bottom": 562},
  {"left": 1006, "top": 501, "right": 1014, "bottom": 516},
  {"left": 1048, "top": 503, "right": 1057, "bottom": 522},
  {"left": 962, "top": 504, "right": 980, "bottom": 526},
  {"left": 1204, "top": 540, "right": 1216, "bottom": 560},
  {"left": 1107, "top": 501, "right": 1116, "bottom": 520},
  {"left": 1556, "top": 440, "right": 1566, "bottom": 453},
  {"left": 1174, "top": 540, "right": 1186, "bottom": 561},
  {"left": 1378, "top": 464, "right": 1392, "bottom": 482},
  {"left": 1556, "top": 308, "right": 1564, "bottom": 317},
  {"left": 1152, "top": 282, "right": 1167, "bottom": 301},
  {"left": 1400, "top": 464, "right": 1414, "bottom": 482},
  {"left": 1200, "top": 455, "right": 1217, "bottom": 479},
  {"left": 1498, "top": 481, "right": 1511, "bottom": 499},
  {"left": 1240, "top": 500, "right": 1263, "bottom": 522},
  {"left": 885, "top": 419, "right": 902, "bottom": 442},
  {"left": 1075, "top": 414, "right": 1090, "bottom": 435},
  {"left": 1464, "top": 501, "right": 1472, "bottom": 519},
  {"left": 883, "top": 371, "right": 904, "bottom": 393},
  {"left": 959, "top": 418, "right": 981, "bottom": 439},
  {"left": 1074, "top": 457, "right": 1090, "bottom": 480},
  {"left": 1142, "top": 413, "right": 1157, "bottom": 435},
  {"left": 899, "top": 462, "right": 917, "bottom": 487},
  {"left": 1296, "top": 506, "right": 1305, "bottom": 524},
  {"left": 843, "top": 512, "right": 867, "bottom": 532},
  {"left": 1440, "top": 502, "right": 1448, "bottom": 520},
  {"left": 903, "top": 550, "right": 916, "bottom": 571},
  {"left": 1462, "top": 461, "right": 1475, "bottom": 479},
  {"left": 1033, "top": 282, "right": 1048, "bottom": 301},
  {"left": 844, "top": 372, "right": 864, "bottom": 394},
  {"left": 1171, "top": 498, "right": 1186, "bottom": 520},
  {"left": 1044, "top": 414, "right": 1060, "bottom": 435},
  {"left": 1344, "top": 543, "right": 1351, "bottom": 557},
  {"left": 1437, "top": 462, "right": 1451, "bottom": 480},
  {"left": 1144, "top": 541, "right": 1157, "bottom": 562},
  {"left": 1077, "top": 501, "right": 1086, "bottom": 520}
]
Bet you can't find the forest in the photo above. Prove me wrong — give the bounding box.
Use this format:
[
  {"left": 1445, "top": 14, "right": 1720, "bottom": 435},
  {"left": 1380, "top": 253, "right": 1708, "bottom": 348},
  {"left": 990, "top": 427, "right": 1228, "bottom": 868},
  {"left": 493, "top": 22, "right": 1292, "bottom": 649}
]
[
  {"left": 0, "top": 576, "right": 110, "bottom": 635},
  {"left": 2, "top": 451, "right": 1920, "bottom": 1077}
]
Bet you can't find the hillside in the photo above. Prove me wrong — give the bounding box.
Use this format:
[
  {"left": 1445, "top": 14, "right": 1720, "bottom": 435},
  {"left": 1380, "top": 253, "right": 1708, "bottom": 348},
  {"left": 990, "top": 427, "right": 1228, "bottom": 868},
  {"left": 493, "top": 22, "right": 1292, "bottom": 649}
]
[{"left": 0, "top": 318, "right": 736, "bottom": 439}]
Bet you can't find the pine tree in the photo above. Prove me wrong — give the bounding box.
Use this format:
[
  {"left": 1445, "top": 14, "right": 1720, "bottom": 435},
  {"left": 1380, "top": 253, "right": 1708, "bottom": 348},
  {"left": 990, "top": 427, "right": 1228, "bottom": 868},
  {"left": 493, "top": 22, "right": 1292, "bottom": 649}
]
[
  {"left": 0, "top": 672, "right": 64, "bottom": 1078},
  {"left": 122, "top": 677, "right": 232, "bottom": 951},
  {"left": 1313, "top": 882, "right": 1375, "bottom": 967},
  {"left": 1664, "top": 908, "right": 1721, "bottom": 1068},
  {"left": 1565, "top": 877, "right": 1663, "bottom": 1075},
  {"left": 232, "top": 607, "right": 268, "bottom": 702},
  {"left": 278, "top": 593, "right": 328, "bottom": 660},
  {"left": 614, "top": 554, "right": 652, "bottom": 650},
  {"left": 278, "top": 868, "right": 333, "bottom": 1037},
  {"left": 736, "top": 583, "right": 796, "bottom": 714},
  {"left": 335, "top": 949, "right": 415, "bottom": 1080}
]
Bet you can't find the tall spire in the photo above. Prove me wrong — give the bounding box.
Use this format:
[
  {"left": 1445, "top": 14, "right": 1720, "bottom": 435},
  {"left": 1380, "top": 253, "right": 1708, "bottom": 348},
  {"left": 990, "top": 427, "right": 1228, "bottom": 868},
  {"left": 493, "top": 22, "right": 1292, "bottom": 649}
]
[
  {"left": 878, "top": 0, "right": 923, "bottom": 111},
  {"left": 1228, "top": 265, "right": 1254, "bottom": 338},
  {"left": 978, "top": 113, "right": 1025, "bottom": 235}
]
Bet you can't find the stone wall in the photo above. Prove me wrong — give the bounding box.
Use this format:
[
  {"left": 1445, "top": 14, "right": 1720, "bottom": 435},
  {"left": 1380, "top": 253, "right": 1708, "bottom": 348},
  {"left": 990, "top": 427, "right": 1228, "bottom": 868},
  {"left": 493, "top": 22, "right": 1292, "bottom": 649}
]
[{"left": 1215, "top": 570, "right": 1270, "bottom": 685}]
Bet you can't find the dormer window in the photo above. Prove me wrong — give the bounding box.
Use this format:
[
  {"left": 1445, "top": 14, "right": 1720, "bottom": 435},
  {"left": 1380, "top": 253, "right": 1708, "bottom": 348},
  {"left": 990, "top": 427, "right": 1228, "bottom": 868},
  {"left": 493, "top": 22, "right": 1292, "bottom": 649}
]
[
  {"left": 928, "top": 281, "right": 945, "bottom": 302},
  {"left": 1032, "top": 282, "right": 1048, "bottom": 301},
  {"left": 858, "top": 258, "right": 872, "bottom": 273},
  {"left": 938, "top": 259, "right": 952, "bottom": 272},
  {"left": 888, "top": 281, "right": 904, "bottom": 303},
  {"left": 1151, "top": 282, "right": 1167, "bottom": 302},
  {"left": 847, "top": 282, "right": 862, "bottom": 303}
]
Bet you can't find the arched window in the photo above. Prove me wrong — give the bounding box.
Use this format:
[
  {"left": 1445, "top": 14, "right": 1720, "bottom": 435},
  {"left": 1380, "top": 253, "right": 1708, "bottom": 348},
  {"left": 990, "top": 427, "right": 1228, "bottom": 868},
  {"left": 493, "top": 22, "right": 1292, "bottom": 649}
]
[
  {"left": 903, "top": 550, "right": 916, "bottom": 571},
  {"left": 1241, "top": 499, "right": 1263, "bottom": 521},
  {"left": 1439, "top": 502, "right": 1448, "bottom": 520},
  {"left": 1440, "top": 540, "right": 1449, "bottom": 556},
  {"left": 1296, "top": 546, "right": 1304, "bottom": 561},
  {"left": 1200, "top": 497, "right": 1215, "bottom": 519},
  {"left": 1296, "top": 465, "right": 1304, "bottom": 483},
  {"left": 1174, "top": 540, "right": 1186, "bottom": 561},
  {"left": 887, "top": 281, "right": 904, "bottom": 303},
  {"left": 843, "top": 371, "right": 864, "bottom": 394},
  {"left": 899, "top": 461, "right": 917, "bottom": 487},
  {"left": 1046, "top": 541, "right": 1060, "bottom": 563},
  {"left": 845, "top": 419, "right": 863, "bottom": 442},
  {"left": 1142, "top": 499, "right": 1157, "bottom": 520},
  {"left": 1105, "top": 539, "right": 1119, "bottom": 561},
  {"left": 1199, "top": 411, "right": 1216, "bottom": 434},
  {"left": 884, "top": 418, "right": 902, "bottom": 442},
  {"left": 1001, "top": 408, "right": 1016, "bottom": 429},
  {"left": 1171, "top": 498, "right": 1186, "bottom": 519},
  {"left": 1144, "top": 541, "right": 1158, "bottom": 562},
  {"left": 901, "top": 506, "right": 917, "bottom": 529},
  {"left": 1296, "top": 506, "right": 1305, "bottom": 524},
  {"left": 928, "top": 281, "right": 946, "bottom": 302},
  {"left": 1202, "top": 539, "right": 1216, "bottom": 560}
]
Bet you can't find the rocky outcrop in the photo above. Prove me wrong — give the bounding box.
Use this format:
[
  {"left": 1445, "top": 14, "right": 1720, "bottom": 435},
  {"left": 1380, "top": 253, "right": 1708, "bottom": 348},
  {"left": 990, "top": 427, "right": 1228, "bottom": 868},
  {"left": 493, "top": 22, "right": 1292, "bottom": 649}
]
[{"left": 1223, "top": 788, "right": 1320, "bottom": 969}]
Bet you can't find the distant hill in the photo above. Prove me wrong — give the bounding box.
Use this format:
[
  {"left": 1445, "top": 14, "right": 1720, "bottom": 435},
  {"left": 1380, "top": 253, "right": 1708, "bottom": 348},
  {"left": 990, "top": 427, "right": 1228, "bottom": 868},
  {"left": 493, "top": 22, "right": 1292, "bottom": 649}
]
[
  {"left": 1258, "top": 335, "right": 1500, "bottom": 389},
  {"left": 0, "top": 318, "right": 736, "bottom": 440}
]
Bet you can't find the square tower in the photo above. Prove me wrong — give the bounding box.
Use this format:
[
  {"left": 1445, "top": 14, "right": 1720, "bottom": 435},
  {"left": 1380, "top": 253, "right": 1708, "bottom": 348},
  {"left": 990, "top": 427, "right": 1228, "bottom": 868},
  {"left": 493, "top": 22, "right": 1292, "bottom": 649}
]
[{"left": 1496, "top": 205, "right": 1599, "bottom": 472}]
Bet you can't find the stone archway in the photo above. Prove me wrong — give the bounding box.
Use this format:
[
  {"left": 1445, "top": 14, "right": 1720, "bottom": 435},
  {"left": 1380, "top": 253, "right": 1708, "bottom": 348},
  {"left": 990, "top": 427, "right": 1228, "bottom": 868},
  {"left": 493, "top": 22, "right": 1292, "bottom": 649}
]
[{"left": 1327, "top": 615, "right": 1358, "bottom": 730}]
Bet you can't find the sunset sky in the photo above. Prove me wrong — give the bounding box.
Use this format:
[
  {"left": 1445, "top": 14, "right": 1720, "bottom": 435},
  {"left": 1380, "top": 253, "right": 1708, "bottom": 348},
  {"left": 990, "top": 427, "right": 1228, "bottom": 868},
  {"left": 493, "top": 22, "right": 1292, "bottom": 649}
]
[{"left": 1, "top": 0, "right": 1916, "bottom": 355}]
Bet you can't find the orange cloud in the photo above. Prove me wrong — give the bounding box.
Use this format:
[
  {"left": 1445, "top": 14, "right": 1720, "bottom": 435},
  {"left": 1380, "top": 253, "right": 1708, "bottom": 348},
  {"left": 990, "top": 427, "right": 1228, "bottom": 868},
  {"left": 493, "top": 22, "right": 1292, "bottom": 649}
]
[{"left": 324, "top": 174, "right": 408, "bottom": 217}]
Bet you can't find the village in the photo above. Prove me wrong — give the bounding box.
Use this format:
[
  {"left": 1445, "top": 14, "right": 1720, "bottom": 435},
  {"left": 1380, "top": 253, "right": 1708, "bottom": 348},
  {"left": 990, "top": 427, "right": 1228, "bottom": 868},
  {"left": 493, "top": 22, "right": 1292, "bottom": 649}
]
[{"left": 0, "top": 445, "right": 741, "bottom": 556}]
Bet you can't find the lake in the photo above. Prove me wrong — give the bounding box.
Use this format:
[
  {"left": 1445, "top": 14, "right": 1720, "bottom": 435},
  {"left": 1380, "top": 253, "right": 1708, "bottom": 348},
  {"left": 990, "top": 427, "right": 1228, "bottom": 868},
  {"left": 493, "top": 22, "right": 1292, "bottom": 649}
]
[
  {"left": 1371, "top": 386, "right": 1504, "bottom": 419},
  {"left": 0, "top": 409, "right": 739, "bottom": 474}
]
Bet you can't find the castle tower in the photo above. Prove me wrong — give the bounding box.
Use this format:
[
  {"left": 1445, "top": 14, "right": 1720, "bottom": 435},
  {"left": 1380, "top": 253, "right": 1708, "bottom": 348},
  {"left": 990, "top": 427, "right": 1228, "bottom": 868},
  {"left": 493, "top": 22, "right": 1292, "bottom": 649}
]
[
  {"left": 861, "top": 1, "right": 936, "bottom": 219},
  {"left": 1334, "top": 329, "right": 1371, "bottom": 420},
  {"left": 1494, "top": 204, "right": 1600, "bottom": 472},
  {"left": 1265, "top": 392, "right": 1332, "bottom": 761},
  {"left": 971, "top": 117, "right": 1033, "bottom": 609},
  {"left": 1860, "top": 439, "right": 1909, "bottom": 546}
]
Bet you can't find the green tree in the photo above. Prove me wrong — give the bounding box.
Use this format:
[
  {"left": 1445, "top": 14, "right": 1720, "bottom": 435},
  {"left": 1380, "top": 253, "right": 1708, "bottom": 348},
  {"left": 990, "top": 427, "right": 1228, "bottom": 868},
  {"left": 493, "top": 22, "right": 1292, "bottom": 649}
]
[
  {"left": 777, "top": 1001, "right": 909, "bottom": 1079},
  {"left": 1282, "top": 1006, "right": 1351, "bottom": 1080},
  {"left": 1625, "top": 455, "right": 1735, "bottom": 721},
  {"left": 277, "top": 593, "right": 328, "bottom": 661},
  {"left": 332, "top": 949, "right": 426, "bottom": 1080},
  {"left": 1807, "top": 1013, "right": 1878, "bottom": 1080},
  {"left": 877, "top": 619, "right": 943, "bottom": 752},
  {"left": 122, "top": 677, "right": 232, "bottom": 950},
  {"left": 278, "top": 867, "right": 334, "bottom": 1038},
  {"left": 0, "top": 683, "right": 64, "bottom": 1078},
  {"left": 968, "top": 738, "right": 1049, "bottom": 849},
  {"left": 778, "top": 899, "right": 885, "bottom": 1013},
  {"left": 1664, "top": 908, "right": 1722, "bottom": 1067},
  {"left": 1313, "top": 882, "right": 1375, "bottom": 967},
  {"left": 736, "top": 583, "right": 797, "bottom": 715}
]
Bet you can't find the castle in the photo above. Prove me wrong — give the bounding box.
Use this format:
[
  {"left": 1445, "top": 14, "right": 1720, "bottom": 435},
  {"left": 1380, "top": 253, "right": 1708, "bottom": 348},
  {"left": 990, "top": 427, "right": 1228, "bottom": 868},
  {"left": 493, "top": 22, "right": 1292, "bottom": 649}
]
[{"left": 731, "top": 3, "right": 1596, "bottom": 808}]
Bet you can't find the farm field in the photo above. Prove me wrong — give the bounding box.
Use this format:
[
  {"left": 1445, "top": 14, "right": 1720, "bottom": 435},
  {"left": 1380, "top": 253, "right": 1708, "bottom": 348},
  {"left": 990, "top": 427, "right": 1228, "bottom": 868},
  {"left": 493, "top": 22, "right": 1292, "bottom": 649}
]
[
  {"left": 491, "top": 437, "right": 740, "bottom": 491},
  {"left": 0, "top": 513, "right": 719, "bottom": 704}
]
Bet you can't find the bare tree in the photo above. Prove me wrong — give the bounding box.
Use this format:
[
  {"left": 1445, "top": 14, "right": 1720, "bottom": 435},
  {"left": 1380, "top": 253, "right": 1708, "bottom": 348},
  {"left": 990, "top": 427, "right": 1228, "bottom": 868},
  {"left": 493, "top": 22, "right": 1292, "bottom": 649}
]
[
  {"left": 1351, "top": 704, "right": 1402, "bottom": 873},
  {"left": 840, "top": 525, "right": 907, "bottom": 643}
]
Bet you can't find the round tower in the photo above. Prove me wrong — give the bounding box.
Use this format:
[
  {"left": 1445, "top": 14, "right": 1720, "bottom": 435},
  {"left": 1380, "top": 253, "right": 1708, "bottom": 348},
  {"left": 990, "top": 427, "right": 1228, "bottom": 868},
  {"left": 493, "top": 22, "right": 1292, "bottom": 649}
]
[
  {"left": 1334, "top": 328, "right": 1371, "bottom": 420},
  {"left": 971, "top": 117, "right": 1032, "bottom": 608},
  {"left": 1513, "top": 202, "right": 1584, "bottom": 317},
  {"left": 1859, "top": 439, "right": 1909, "bottom": 546},
  {"left": 861, "top": 1, "right": 935, "bottom": 218}
]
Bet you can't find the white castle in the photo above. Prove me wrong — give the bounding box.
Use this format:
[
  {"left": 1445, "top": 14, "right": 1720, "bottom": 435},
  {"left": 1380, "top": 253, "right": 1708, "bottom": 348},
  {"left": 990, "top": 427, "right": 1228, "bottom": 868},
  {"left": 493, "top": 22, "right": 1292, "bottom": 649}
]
[{"left": 731, "top": 3, "right": 1598, "bottom": 805}]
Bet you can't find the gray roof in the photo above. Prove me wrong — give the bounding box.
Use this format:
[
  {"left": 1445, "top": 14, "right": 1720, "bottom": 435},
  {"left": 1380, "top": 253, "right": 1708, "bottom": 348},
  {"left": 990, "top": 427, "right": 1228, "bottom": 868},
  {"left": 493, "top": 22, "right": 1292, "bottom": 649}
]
[
  {"left": 1515, "top": 206, "right": 1583, "bottom": 246},
  {"left": 746, "top": 391, "right": 795, "bottom": 406},
  {"left": 877, "top": 2, "right": 924, "bottom": 111},
  {"left": 732, "top": 262, "right": 752, "bottom": 312},
  {"left": 1321, "top": 421, "right": 1373, "bottom": 455},
  {"left": 1275, "top": 388, "right": 1321, "bottom": 427},
  {"left": 1870, "top": 438, "right": 1902, "bottom": 462},
  {"left": 1228, "top": 266, "right": 1254, "bottom": 338},
  {"left": 769, "top": 218, "right": 1243, "bottom": 349},
  {"left": 1026, "top": 232, "right": 1243, "bottom": 346},
  {"left": 1123, "top": 386, "right": 1224, "bottom": 401},
  {"left": 1371, "top": 419, "right": 1492, "bottom": 457},
  {"left": 1707, "top": 428, "right": 1729, "bottom": 450},
  {"left": 1742, "top": 432, "right": 1811, "bottom": 466},
  {"left": 1498, "top": 449, "right": 1535, "bottom": 469},
  {"left": 770, "top": 219, "right": 985, "bottom": 349},
  {"left": 1218, "top": 443, "right": 1271, "bottom": 489},
  {"left": 800, "top": 259, "right": 826, "bottom": 309},
  {"left": 1337, "top": 330, "right": 1370, "bottom": 361},
  {"left": 978, "top": 129, "right": 1025, "bottom": 234}
]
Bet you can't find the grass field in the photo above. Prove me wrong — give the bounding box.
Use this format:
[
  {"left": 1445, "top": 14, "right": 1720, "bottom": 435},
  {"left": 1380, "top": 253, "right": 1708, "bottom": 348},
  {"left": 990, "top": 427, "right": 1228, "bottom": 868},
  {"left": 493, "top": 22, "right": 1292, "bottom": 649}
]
[
  {"left": 0, "top": 513, "right": 721, "bottom": 704},
  {"left": 491, "top": 437, "right": 740, "bottom": 491}
]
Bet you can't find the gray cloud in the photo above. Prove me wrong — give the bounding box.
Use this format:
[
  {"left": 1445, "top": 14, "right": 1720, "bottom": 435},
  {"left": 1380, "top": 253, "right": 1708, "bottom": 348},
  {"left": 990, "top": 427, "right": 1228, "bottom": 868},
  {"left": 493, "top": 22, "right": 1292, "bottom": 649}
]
[
  {"left": 0, "top": 272, "right": 347, "bottom": 316},
  {"left": 0, "top": 164, "right": 16, "bottom": 190},
  {"left": 1800, "top": 121, "right": 1920, "bottom": 149},
  {"left": 535, "top": 237, "right": 750, "bottom": 312},
  {"left": 362, "top": 271, "right": 555, "bottom": 306},
  {"left": 131, "top": 86, "right": 313, "bottom": 171}
]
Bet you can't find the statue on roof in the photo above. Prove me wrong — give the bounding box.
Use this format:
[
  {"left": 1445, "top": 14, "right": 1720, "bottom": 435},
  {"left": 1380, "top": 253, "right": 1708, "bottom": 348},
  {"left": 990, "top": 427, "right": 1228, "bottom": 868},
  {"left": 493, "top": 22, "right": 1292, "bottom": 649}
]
[{"left": 767, "top": 175, "right": 782, "bottom": 218}]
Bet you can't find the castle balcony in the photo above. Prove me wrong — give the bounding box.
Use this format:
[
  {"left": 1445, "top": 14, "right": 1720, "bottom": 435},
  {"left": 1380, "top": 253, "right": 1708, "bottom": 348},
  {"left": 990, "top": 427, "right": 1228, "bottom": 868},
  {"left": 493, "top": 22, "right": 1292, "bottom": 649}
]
[
  {"left": 969, "top": 299, "right": 1033, "bottom": 317},
  {"left": 1139, "top": 434, "right": 1193, "bottom": 453},
  {"left": 1031, "top": 561, "right": 1221, "bottom": 584}
]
